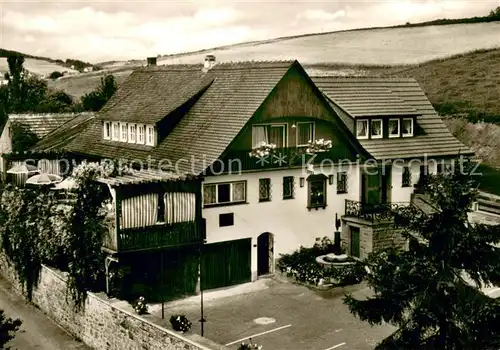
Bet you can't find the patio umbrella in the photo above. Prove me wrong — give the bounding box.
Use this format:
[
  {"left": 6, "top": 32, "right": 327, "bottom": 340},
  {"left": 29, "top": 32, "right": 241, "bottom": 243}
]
[
  {"left": 6, "top": 164, "right": 39, "bottom": 174},
  {"left": 52, "top": 177, "right": 78, "bottom": 190},
  {"left": 26, "top": 173, "right": 63, "bottom": 185}
]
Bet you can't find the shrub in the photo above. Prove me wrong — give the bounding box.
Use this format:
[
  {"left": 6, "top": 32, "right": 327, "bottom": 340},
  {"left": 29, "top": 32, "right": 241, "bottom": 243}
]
[
  {"left": 169, "top": 315, "right": 192, "bottom": 333},
  {"left": 49, "top": 71, "right": 63, "bottom": 79}
]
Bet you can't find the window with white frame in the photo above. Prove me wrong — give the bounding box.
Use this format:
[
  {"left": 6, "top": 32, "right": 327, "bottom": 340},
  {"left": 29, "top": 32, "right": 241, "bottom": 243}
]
[
  {"left": 252, "top": 124, "right": 286, "bottom": 148},
  {"left": 120, "top": 123, "right": 128, "bottom": 142},
  {"left": 296, "top": 122, "right": 314, "bottom": 146},
  {"left": 103, "top": 122, "right": 111, "bottom": 140},
  {"left": 146, "top": 125, "right": 155, "bottom": 146},
  {"left": 402, "top": 118, "right": 414, "bottom": 137},
  {"left": 388, "top": 119, "right": 400, "bottom": 138},
  {"left": 203, "top": 181, "right": 246, "bottom": 206},
  {"left": 128, "top": 124, "right": 136, "bottom": 143},
  {"left": 112, "top": 122, "right": 119, "bottom": 141},
  {"left": 370, "top": 119, "right": 382, "bottom": 139},
  {"left": 356, "top": 120, "right": 368, "bottom": 139},
  {"left": 137, "top": 125, "right": 145, "bottom": 144}
]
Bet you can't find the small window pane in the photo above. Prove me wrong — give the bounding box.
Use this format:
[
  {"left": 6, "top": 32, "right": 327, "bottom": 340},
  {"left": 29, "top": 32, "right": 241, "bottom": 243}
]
[
  {"left": 203, "top": 185, "right": 216, "bottom": 205},
  {"left": 371, "top": 120, "right": 382, "bottom": 138},
  {"left": 232, "top": 182, "right": 246, "bottom": 202},
  {"left": 356, "top": 120, "right": 368, "bottom": 138},
  {"left": 402, "top": 119, "right": 413, "bottom": 136},
  {"left": 269, "top": 126, "right": 285, "bottom": 148},
  {"left": 283, "top": 176, "right": 294, "bottom": 199},
  {"left": 309, "top": 180, "right": 326, "bottom": 206},
  {"left": 259, "top": 178, "right": 271, "bottom": 202},
  {"left": 337, "top": 172, "right": 348, "bottom": 194},
  {"left": 389, "top": 119, "right": 399, "bottom": 137},
  {"left": 217, "top": 184, "right": 231, "bottom": 203},
  {"left": 297, "top": 123, "right": 313, "bottom": 146}
]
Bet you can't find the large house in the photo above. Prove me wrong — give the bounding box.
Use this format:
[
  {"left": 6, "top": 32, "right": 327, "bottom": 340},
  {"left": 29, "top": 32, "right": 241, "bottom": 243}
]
[{"left": 10, "top": 56, "right": 472, "bottom": 291}]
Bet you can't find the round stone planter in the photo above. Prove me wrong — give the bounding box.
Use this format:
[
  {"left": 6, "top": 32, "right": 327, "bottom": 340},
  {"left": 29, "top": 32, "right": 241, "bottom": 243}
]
[{"left": 316, "top": 253, "right": 356, "bottom": 284}]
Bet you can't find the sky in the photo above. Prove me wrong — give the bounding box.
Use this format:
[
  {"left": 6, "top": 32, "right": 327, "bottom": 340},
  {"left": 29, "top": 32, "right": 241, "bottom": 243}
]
[{"left": 0, "top": 0, "right": 498, "bottom": 63}]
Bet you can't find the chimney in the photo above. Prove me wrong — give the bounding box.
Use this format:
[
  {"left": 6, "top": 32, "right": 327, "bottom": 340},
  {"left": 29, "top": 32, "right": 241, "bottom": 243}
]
[
  {"left": 203, "top": 54, "right": 216, "bottom": 70},
  {"left": 147, "top": 57, "right": 157, "bottom": 66}
]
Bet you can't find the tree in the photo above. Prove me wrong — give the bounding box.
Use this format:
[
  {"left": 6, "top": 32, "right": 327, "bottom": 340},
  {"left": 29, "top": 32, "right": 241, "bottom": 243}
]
[
  {"left": 489, "top": 6, "right": 500, "bottom": 19},
  {"left": 0, "top": 309, "right": 22, "bottom": 348},
  {"left": 344, "top": 159, "right": 500, "bottom": 349},
  {"left": 81, "top": 74, "right": 117, "bottom": 111},
  {"left": 48, "top": 71, "right": 63, "bottom": 80},
  {"left": 10, "top": 122, "right": 39, "bottom": 153},
  {"left": 36, "top": 90, "right": 74, "bottom": 113}
]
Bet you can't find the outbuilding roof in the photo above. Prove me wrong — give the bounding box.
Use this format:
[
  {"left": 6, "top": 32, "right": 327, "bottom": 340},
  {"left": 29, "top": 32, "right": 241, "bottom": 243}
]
[{"left": 312, "top": 77, "right": 473, "bottom": 160}]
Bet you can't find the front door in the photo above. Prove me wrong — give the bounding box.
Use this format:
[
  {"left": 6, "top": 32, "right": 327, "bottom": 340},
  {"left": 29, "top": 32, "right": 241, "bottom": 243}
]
[
  {"left": 257, "top": 232, "right": 273, "bottom": 276},
  {"left": 350, "top": 226, "right": 360, "bottom": 258}
]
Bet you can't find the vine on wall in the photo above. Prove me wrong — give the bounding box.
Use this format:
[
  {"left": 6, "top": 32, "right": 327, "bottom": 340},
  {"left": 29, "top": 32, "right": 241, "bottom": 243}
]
[{"left": 0, "top": 161, "right": 121, "bottom": 310}]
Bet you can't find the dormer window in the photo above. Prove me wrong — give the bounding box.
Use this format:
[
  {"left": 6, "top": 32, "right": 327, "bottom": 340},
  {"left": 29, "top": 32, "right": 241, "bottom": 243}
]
[
  {"left": 388, "top": 119, "right": 400, "bottom": 138},
  {"left": 356, "top": 120, "right": 368, "bottom": 139},
  {"left": 120, "top": 123, "right": 128, "bottom": 142},
  {"left": 370, "top": 119, "right": 382, "bottom": 139},
  {"left": 402, "top": 118, "right": 414, "bottom": 137},
  {"left": 146, "top": 125, "right": 155, "bottom": 146},
  {"left": 112, "top": 122, "right": 119, "bottom": 141},
  {"left": 128, "top": 124, "right": 136, "bottom": 143},
  {"left": 103, "top": 122, "right": 111, "bottom": 140},
  {"left": 137, "top": 125, "right": 145, "bottom": 144}
]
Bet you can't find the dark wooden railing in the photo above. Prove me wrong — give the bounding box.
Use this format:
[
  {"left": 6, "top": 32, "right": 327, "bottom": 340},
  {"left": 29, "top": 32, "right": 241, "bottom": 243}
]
[
  {"left": 344, "top": 199, "right": 410, "bottom": 222},
  {"left": 215, "top": 147, "right": 357, "bottom": 172},
  {"left": 103, "top": 220, "right": 204, "bottom": 252}
]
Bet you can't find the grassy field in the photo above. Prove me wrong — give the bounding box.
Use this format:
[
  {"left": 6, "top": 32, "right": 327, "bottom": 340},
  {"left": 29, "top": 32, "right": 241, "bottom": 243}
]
[{"left": 0, "top": 57, "right": 77, "bottom": 76}]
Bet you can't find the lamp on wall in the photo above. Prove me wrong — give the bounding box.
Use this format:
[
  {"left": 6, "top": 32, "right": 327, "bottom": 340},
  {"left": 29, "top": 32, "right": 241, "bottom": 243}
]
[
  {"left": 299, "top": 177, "right": 305, "bottom": 188},
  {"left": 328, "top": 175, "right": 334, "bottom": 185},
  {"left": 291, "top": 123, "right": 296, "bottom": 128}
]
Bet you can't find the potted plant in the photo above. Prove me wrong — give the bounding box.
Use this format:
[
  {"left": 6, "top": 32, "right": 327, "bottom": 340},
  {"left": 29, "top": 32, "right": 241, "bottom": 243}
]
[
  {"left": 133, "top": 296, "right": 148, "bottom": 315},
  {"left": 169, "top": 314, "right": 192, "bottom": 333},
  {"left": 237, "top": 338, "right": 263, "bottom": 349}
]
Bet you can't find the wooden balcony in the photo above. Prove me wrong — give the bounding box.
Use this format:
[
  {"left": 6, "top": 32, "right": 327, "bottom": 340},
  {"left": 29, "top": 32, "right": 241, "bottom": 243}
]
[
  {"left": 214, "top": 147, "right": 358, "bottom": 173},
  {"left": 344, "top": 199, "right": 410, "bottom": 222},
  {"left": 103, "top": 220, "right": 205, "bottom": 253}
]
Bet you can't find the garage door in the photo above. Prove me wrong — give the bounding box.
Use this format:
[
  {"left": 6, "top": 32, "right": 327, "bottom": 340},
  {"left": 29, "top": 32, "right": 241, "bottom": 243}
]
[{"left": 201, "top": 238, "right": 251, "bottom": 290}]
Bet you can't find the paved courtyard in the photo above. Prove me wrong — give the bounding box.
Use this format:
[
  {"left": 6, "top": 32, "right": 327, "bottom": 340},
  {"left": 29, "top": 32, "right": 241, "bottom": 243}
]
[{"left": 152, "top": 278, "right": 395, "bottom": 350}]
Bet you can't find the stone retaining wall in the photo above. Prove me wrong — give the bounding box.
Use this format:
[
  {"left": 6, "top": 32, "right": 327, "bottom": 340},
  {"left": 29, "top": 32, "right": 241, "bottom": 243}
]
[{"left": 0, "top": 253, "right": 225, "bottom": 350}]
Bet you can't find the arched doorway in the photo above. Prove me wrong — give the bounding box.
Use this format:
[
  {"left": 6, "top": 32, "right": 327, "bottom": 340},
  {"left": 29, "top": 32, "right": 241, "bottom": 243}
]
[{"left": 257, "top": 232, "right": 274, "bottom": 276}]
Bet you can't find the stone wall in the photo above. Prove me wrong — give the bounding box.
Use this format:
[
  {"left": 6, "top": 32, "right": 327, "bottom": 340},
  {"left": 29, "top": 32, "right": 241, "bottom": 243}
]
[
  {"left": 341, "top": 218, "right": 407, "bottom": 258},
  {"left": 372, "top": 223, "right": 406, "bottom": 252},
  {"left": 0, "top": 253, "right": 225, "bottom": 350}
]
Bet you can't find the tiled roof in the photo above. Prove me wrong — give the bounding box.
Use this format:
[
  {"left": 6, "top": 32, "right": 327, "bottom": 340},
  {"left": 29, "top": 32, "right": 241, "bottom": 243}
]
[
  {"left": 311, "top": 77, "right": 473, "bottom": 160},
  {"left": 9, "top": 113, "right": 77, "bottom": 138},
  {"left": 42, "top": 60, "right": 296, "bottom": 174},
  {"left": 312, "top": 85, "right": 418, "bottom": 117},
  {"left": 32, "top": 112, "right": 95, "bottom": 151},
  {"left": 100, "top": 66, "right": 215, "bottom": 124}
]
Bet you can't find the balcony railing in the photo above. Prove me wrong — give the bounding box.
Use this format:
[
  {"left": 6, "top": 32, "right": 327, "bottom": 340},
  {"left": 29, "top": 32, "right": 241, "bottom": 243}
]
[
  {"left": 216, "top": 147, "right": 357, "bottom": 172},
  {"left": 344, "top": 199, "right": 410, "bottom": 222},
  {"left": 103, "top": 220, "right": 204, "bottom": 252}
]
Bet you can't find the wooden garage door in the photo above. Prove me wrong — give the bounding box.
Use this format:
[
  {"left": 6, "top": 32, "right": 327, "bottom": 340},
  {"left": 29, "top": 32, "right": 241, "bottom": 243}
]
[{"left": 201, "top": 238, "right": 251, "bottom": 290}]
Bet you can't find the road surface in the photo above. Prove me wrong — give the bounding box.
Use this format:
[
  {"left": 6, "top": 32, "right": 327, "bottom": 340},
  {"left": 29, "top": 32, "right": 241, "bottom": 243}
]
[{"left": 0, "top": 275, "right": 89, "bottom": 350}]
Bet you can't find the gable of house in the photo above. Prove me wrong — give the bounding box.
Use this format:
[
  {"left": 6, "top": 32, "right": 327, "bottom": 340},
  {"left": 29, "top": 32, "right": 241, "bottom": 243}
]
[
  {"left": 312, "top": 77, "right": 473, "bottom": 160},
  {"left": 225, "top": 63, "right": 370, "bottom": 162}
]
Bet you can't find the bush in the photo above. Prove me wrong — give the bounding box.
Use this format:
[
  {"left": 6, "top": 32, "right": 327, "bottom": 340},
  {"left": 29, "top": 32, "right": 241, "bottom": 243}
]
[
  {"left": 49, "top": 71, "right": 63, "bottom": 79},
  {"left": 169, "top": 315, "right": 192, "bottom": 333}
]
